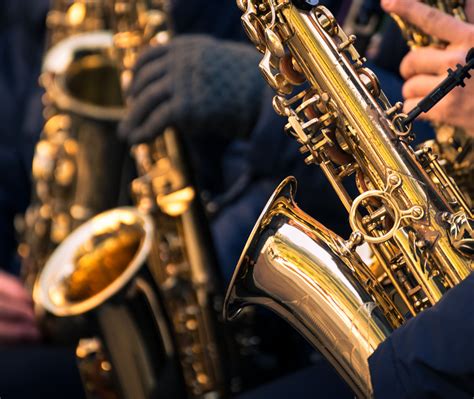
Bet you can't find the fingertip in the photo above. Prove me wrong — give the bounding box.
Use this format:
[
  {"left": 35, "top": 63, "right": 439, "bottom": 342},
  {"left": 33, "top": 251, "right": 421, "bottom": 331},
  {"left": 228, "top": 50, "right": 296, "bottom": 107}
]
[
  {"left": 380, "top": 0, "right": 394, "bottom": 12},
  {"left": 401, "top": 82, "right": 411, "bottom": 100},
  {"left": 402, "top": 98, "right": 417, "bottom": 113},
  {"left": 399, "top": 55, "right": 412, "bottom": 80},
  {"left": 381, "top": 0, "right": 406, "bottom": 13},
  {"left": 0, "top": 276, "right": 33, "bottom": 303}
]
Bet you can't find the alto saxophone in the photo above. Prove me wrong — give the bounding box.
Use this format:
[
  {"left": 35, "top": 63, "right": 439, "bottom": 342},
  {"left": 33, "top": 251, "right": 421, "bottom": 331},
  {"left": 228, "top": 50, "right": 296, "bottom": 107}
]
[
  {"left": 225, "top": 1, "right": 473, "bottom": 398},
  {"left": 17, "top": 0, "right": 127, "bottom": 289},
  {"left": 392, "top": 0, "right": 474, "bottom": 203},
  {"left": 112, "top": 1, "right": 229, "bottom": 396},
  {"left": 35, "top": 1, "right": 230, "bottom": 398}
]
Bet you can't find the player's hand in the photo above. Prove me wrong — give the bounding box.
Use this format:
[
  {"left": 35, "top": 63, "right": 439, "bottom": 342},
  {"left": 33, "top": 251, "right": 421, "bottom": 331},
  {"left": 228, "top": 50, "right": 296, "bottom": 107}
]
[
  {"left": 381, "top": 0, "right": 474, "bottom": 136},
  {"left": 118, "top": 35, "right": 265, "bottom": 144},
  {"left": 0, "top": 271, "right": 40, "bottom": 344}
]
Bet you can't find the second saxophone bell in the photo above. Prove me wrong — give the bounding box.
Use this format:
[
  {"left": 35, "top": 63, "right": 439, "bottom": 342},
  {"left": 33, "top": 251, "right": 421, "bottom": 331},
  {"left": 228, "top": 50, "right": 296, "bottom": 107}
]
[
  {"left": 34, "top": 207, "right": 153, "bottom": 317},
  {"left": 33, "top": 208, "right": 188, "bottom": 399}
]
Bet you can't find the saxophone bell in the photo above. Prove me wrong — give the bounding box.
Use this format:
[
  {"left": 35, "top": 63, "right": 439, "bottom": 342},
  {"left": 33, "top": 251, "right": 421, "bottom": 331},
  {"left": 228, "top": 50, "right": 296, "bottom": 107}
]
[
  {"left": 229, "top": 1, "right": 474, "bottom": 398},
  {"left": 34, "top": 207, "right": 154, "bottom": 318},
  {"left": 224, "top": 177, "right": 395, "bottom": 399},
  {"left": 19, "top": 30, "right": 127, "bottom": 289},
  {"left": 34, "top": 208, "right": 189, "bottom": 399}
]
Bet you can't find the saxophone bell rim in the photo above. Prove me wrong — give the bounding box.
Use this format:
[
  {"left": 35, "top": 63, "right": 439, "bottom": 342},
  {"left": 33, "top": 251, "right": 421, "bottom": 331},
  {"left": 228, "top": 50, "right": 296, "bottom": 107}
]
[
  {"left": 44, "top": 31, "right": 113, "bottom": 76},
  {"left": 223, "top": 176, "right": 298, "bottom": 321},
  {"left": 33, "top": 207, "right": 154, "bottom": 317},
  {"left": 43, "top": 31, "right": 126, "bottom": 121}
]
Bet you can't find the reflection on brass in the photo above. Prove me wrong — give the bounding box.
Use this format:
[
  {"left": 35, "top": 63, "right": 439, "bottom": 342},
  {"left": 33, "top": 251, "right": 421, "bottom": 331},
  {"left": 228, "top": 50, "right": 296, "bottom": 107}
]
[
  {"left": 76, "top": 338, "right": 119, "bottom": 399},
  {"left": 65, "top": 223, "right": 142, "bottom": 301},
  {"left": 35, "top": 208, "right": 153, "bottom": 316},
  {"left": 17, "top": 2, "right": 126, "bottom": 290},
  {"left": 33, "top": 2, "right": 229, "bottom": 399},
  {"left": 113, "top": 2, "right": 229, "bottom": 396},
  {"left": 227, "top": 2, "right": 474, "bottom": 398}
]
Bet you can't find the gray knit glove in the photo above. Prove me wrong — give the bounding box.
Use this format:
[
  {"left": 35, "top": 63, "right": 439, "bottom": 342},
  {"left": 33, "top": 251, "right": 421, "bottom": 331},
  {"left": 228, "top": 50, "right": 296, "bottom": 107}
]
[{"left": 118, "top": 35, "right": 265, "bottom": 144}]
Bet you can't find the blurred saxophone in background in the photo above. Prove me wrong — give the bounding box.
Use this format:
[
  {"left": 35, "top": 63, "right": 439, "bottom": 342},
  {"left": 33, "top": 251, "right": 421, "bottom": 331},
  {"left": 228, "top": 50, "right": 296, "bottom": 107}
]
[
  {"left": 17, "top": 0, "right": 127, "bottom": 289},
  {"left": 110, "top": 2, "right": 230, "bottom": 396},
  {"left": 33, "top": 1, "right": 231, "bottom": 398},
  {"left": 225, "top": 1, "right": 473, "bottom": 398},
  {"left": 392, "top": 0, "right": 474, "bottom": 204}
]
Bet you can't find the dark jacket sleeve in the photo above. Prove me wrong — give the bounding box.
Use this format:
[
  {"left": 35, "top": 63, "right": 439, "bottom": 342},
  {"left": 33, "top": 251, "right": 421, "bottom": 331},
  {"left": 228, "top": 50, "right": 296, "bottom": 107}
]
[
  {"left": 369, "top": 273, "right": 474, "bottom": 399},
  {"left": 0, "top": 0, "right": 49, "bottom": 28},
  {"left": 172, "top": 0, "right": 247, "bottom": 41},
  {"left": 0, "top": 1, "right": 47, "bottom": 271}
]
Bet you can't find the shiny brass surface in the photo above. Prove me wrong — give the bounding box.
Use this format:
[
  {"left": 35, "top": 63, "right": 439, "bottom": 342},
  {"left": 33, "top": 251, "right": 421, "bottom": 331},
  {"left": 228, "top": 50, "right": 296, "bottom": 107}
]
[
  {"left": 18, "top": 1, "right": 127, "bottom": 290},
  {"left": 226, "top": 2, "right": 474, "bottom": 398},
  {"left": 34, "top": 207, "right": 153, "bottom": 317},
  {"left": 65, "top": 221, "right": 142, "bottom": 302},
  {"left": 110, "top": 1, "right": 228, "bottom": 396},
  {"left": 46, "top": 0, "right": 108, "bottom": 47},
  {"left": 35, "top": 1, "right": 229, "bottom": 398},
  {"left": 76, "top": 338, "right": 119, "bottom": 399},
  {"left": 392, "top": 0, "right": 474, "bottom": 204},
  {"left": 131, "top": 129, "right": 227, "bottom": 398},
  {"left": 225, "top": 178, "right": 397, "bottom": 399}
]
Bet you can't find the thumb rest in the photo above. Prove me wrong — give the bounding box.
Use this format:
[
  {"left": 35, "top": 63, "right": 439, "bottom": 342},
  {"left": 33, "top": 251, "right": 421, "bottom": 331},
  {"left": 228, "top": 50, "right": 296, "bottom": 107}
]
[{"left": 225, "top": 1, "right": 474, "bottom": 398}]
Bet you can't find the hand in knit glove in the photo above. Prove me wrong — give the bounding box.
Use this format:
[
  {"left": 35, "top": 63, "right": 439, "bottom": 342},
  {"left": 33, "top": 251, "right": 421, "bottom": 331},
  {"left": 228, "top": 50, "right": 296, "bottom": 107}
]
[{"left": 118, "top": 35, "right": 266, "bottom": 144}]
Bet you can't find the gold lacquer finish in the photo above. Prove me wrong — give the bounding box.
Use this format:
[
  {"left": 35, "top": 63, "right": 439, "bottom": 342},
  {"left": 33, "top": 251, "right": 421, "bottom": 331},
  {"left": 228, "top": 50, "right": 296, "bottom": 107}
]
[
  {"left": 226, "top": 2, "right": 474, "bottom": 398},
  {"left": 46, "top": 0, "right": 107, "bottom": 47},
  {"left": 34, "top": 207, "right": 164, "bottom": 399},
  {"left": 225, "top": 178, "right": 396, "bottom": 399},
  {"left": 392, "top": 0, "right": 474, "bottom": 204},
  {"left": 35, "top": 1, "right": 229, "bottom": 398},
  {"left": 64, "top": 221, "right": 143, "bottom": 302},
  {"left": 34, "top": 207, "right": 153, "bottom": 317},
  {"left": 18, "top": 0, "right": 127, "bottom": 290},
  {"left": 110, "top": 1, "right": 228, "bottom": 396}
]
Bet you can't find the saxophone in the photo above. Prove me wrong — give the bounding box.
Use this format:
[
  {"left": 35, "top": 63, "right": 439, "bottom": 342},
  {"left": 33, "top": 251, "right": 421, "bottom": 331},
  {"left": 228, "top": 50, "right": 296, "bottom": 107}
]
[
  {"left": 17, "top": 0, "right": 127, "bottom": 289},
  {"left": 224, "top": 1, "right": 473, "bottom": 398},
  {"left": 34, "top": 1, "right": 230, "bottom": 398},
  {"left": 112, "top": 2, "right": 229, "bottom": 396},
  {"left": 392, "top": 0, "right": 474, "bottom": 203}
]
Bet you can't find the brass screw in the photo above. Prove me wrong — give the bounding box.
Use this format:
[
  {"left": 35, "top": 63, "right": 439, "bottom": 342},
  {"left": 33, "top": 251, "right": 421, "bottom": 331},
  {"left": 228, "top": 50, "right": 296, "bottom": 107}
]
[
  {"left": 411, "top": 206, "right": 424, "bottom": 219},
  {"left": 388, "top": 174, "right": 401, "bottom": 187}
]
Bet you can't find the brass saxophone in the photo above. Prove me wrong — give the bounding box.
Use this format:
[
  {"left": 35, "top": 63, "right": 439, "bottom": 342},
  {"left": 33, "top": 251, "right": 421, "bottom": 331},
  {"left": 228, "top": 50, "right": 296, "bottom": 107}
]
[
  {"left": 34, "top": 1, "right": 229, "bottom": 398},
  {"left": 17, "top": 0, "right": 127, "bottom": 289},
  {"left": 392, "top": 0, "right": 474, "bottom": 203},
  {"left": 45, "top": 0, "right": 107, "bottom": 47},
  {"left": 225, "top": 2, "right": 473, "bottom": 398},
  {"left": 112, "top": 2, "right": 229, "bottom": 396}
]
